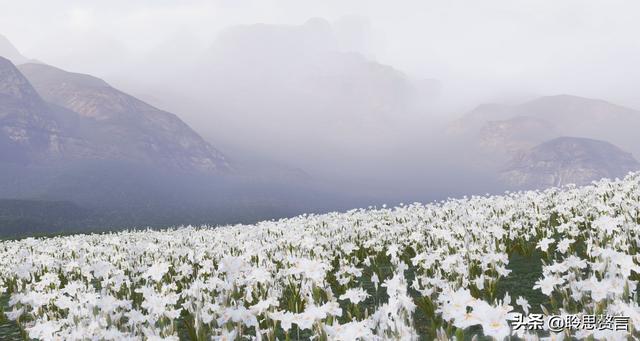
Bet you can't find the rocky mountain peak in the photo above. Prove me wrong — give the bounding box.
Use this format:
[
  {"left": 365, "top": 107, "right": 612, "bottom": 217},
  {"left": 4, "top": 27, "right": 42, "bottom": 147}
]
[
  {"left": 0, "top": 57, "right": 44, "bottom": 108},
  {"left": 0, "top": 59, "right": 230, "bottom": 173},
  {"left": 501, "top": 137, "right": 639, "bottom": 189},
  {"left": 19, "top": 63, "right": 138, "bottom": 121}
]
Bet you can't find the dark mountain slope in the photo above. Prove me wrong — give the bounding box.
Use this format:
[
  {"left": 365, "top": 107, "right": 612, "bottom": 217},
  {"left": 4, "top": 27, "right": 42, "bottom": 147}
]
[
  {"left": 0, "top": 57, "right": 65, "bottom": 164},
  {"left": 18, "top": 63, "right": 230, "bottom": 172}
]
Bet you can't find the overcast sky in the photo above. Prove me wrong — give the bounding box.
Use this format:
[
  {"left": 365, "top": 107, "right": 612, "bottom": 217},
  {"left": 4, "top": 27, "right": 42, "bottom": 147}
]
[{"left": 2, "top": 0, "right": 640, "bottom": 108}]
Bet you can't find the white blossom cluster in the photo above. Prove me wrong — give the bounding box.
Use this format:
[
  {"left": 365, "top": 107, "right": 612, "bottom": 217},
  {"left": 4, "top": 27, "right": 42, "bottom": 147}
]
[{"left": 1, "top": 173, "right": 640, "bottom": 340}]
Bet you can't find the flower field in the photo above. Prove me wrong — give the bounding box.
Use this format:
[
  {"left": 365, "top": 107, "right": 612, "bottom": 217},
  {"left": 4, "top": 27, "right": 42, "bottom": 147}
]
[{"left": 1, "top": 174, "right": 640, "bottom": 340}]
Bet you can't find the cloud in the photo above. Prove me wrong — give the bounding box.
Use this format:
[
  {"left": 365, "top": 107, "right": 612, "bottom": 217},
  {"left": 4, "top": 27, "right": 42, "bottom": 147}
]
[{"left": 67, "top": 8, "right": 95, "bottom": 31}]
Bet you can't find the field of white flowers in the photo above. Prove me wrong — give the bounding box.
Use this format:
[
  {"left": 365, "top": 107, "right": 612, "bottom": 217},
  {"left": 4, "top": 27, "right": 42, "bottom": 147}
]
[{"left": 1, "top": 173, "right": 640, "bottom": 340}]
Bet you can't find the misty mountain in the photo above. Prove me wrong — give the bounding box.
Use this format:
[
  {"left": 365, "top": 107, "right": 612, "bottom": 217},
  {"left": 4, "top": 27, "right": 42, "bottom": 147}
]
[
  {"left": 449, "top": 95, "right": 640, "bottom": 189},
  {"left": 501, "top": 137, "right": 639, "bottom": 189},
  {"left": 1, "top": 52, "right": 230, "bottom": 173},
  {"left": 477, "top": 116, "right": 559, "bottom": 157},
  {"left": 0, "top": 56, "right": 228, "bottom": 213},
  {"left": 17, "top": 62, "right": 230, "bottom": 172},
  {"left": 0, "top": 34, "right": 27, "bottom": 65},
  {"left": 122, "top": 18, "right": 439, "bottom": 178},
  {"left": 455, "top": 95, "right": 640, "bottom": 157},
  {"left": 202, "top": 18, "right": 418, "bottom": 125},
  {"left": 0, "top": 55, "right": 369, "bottom": 234},
  {"left": 0, "top": 56, "right": 65, "bottom": 164}
]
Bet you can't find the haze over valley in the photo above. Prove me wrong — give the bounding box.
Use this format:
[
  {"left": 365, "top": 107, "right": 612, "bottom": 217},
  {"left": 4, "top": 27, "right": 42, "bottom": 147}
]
[{"left": 1, "top": 1, "right": 640, "bottom": 236}]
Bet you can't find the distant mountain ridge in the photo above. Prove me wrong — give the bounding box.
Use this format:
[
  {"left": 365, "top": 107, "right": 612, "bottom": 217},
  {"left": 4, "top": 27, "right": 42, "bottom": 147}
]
[
  {"left": 0, "top": 56, "right": 230, "bottom": 172},
  {"left": 451, "top": 95, "right": 640, "bottom": 190},
  {"left": 455, "top": 94, "right": 640, "bottom": 155},
  {"left": 501, "top": 137, "right": 639, "bottom": 189}
]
